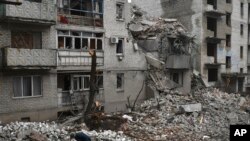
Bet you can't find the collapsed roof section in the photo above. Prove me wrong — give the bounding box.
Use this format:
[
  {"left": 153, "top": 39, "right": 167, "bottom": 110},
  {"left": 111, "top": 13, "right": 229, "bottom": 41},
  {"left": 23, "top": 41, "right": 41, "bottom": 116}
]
[{"left": 128, "top": 6, "right": 197, "bottom": 56}]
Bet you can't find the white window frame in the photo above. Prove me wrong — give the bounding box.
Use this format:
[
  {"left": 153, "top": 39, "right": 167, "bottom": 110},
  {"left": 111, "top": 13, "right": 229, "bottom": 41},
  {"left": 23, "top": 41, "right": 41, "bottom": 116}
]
[
  {"left": 71, "top": 75, "right": 90, "bottom": 91},
  {"left": 13, "top": 75, "right": 42, "bottom": 98},
  {"left": 57, "top": 30, "right": 103, "bottom": 50}
]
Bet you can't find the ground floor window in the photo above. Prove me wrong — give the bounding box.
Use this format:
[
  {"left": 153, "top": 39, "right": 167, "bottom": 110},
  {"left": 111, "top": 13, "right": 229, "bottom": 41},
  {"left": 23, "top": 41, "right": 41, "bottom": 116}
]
[
  {"left": 117, "top": 73, "right": 124, "bottom": 91},
  {"left": 13, "top": 76, "right": 42, "bottom": 98},
  {"left": 208, "top": 68, "right": 218, "bottom": 82}
]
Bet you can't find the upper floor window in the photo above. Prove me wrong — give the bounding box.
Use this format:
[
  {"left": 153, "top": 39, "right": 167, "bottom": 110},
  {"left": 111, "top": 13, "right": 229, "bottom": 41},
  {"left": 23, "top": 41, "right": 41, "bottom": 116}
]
[
  {"left": 226, "top": 12, "right": 231, "bottom": 26},
  {"left": 226, "top": 0, "right": 231, "bottom": 4},
  {"left": 13, "top": 76, "right": 42, "bottom": 98},
  {"left": 240, "top": 24, "right": 244, "bottom": 36},
  {"left": 57, "top": 0, "right": 103, "bottom": 27},
  {"left": 58, "top": 30, "right": 103, "bottom": 50},
  {"left": 116, "top": 2, "right": 125, "bottom": 20},
  {"left": 241, "top": 2, "right": 244, "bottom": 17},
  {"left": 226, "top": 34, "right": 231, "bottom": 47},
  {"left": 11, "top": 31, "right": 42, "bottom": 49},
  {"left": 116, "top": 38, "right": 124, "bottom": 55}
]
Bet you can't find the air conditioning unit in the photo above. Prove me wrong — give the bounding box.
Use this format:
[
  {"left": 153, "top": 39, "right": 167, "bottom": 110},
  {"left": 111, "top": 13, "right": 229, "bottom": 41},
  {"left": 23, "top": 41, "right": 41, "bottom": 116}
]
[{"left": 110, "top": 37, "right": 119, "bottom": 44}]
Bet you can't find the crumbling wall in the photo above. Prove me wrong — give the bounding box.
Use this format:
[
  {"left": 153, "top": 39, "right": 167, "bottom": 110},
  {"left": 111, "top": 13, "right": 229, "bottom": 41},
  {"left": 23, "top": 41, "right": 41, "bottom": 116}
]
[{"left": 103, "top": 0, "right": 147, "bottom": 113}]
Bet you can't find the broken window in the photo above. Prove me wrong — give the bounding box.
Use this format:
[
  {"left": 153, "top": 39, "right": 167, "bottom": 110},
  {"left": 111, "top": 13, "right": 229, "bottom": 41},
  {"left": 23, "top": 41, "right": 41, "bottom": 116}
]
[
  {"left": 240, "top": 24, "right": 244, "bottom": 36},
  {"left": 226, "top": 0, "right": 231, "bottom": 4},
  {"left": 75, "top": 38, "right": 81, "bottom": 49},
  {"left": 82, "top": 38, "right": 88, "bottom": 50},
  {"left": 226, "top": 13, "right": 231, "bottom": 26},
  {"left": 207, "top": 43, "right": 217, "bottom": 57},
  {"left": 13, "top": 76, "right": 42, "bottom": 98},
  {"left": 226, "top": 34, "right": 231, "bottom": 47},
  {"left": 97, "top": 39, "right": 103, "bottom": 50},
  {"left": 240, "top": 46, "right": 244, "bottom": 59},
  {"left": 11, "top": 31, "right": 42, "bottom": 49},
  {"left": 241, "top": 2, "right": 244, "bottom": 16},
  {"left": 116, "top": 3, "right": 124, "bottom": 20},
  {"left": 90, "top": 39, "right": 96, "bottom": 50},
  {"left": 57, "top": 74, "right": 71, "bottom": 91},
  {"left": 240, "top": 68, "right": 243, "bottom": 73},
  {"left": 226, "top": 56, "right": 231, "bottom": 68},
  {"left": 172, "top": 73, "right": 179, "bottom": 84},
  {"left": 57, "top": 0, "right": 103, "bottom": 26},
  {"left": 58, "top": 31, "right": 103, "bottom": 50},
  {"left": 117, "top": 73, "right": 124, "bottom": 90},
  {"left": 207, "top": 17, "right": 217, "bottom": 37},
  {"left": 207, "top": 0, "right": 217, "bottom": 9},
  {"left": 116, "top": 39, "right": 124, "bottom": 55},
  {"left": 97, "top": 75, "right": 103, "bottom": 88},
  {"left": 208, "top": 68, "right": 218, "bottom": 82}
]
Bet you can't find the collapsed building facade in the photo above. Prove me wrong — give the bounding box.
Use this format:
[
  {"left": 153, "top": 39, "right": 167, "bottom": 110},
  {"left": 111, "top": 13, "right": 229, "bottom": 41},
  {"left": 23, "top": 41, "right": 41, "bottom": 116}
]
[
  {"left": 0, "top": 0, "right": 194, "bottom": 123},
  {"left": 133, "top": 0, "right": 250, "bottom": 94}
]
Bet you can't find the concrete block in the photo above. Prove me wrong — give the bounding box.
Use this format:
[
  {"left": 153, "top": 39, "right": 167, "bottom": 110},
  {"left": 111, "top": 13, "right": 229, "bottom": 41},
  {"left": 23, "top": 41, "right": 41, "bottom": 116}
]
[{"left": 179, "top": 103, "right": 202, "bottom": 113}]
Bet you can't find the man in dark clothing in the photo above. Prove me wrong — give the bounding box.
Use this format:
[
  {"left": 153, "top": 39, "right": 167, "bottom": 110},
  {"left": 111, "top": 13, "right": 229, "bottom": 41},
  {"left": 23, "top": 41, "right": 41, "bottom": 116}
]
[{"left": 70, "top": 132, "right": 91, "bottom": 141}]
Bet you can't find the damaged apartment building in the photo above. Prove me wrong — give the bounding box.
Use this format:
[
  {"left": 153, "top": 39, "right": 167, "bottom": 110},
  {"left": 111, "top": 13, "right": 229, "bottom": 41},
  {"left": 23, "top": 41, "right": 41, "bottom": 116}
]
[
  {"left": 0, "top": 0, "right": 194, "bottom": 123},
  {"left": 133, "top": 0, "right": 250, "bottom": 93},
  {"left": 0, "top": 0, "right": 148, "bottom": 123}
]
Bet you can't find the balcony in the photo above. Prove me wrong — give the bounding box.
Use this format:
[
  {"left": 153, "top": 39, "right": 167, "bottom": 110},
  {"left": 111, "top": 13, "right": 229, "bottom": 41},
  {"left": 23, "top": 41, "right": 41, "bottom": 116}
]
[
  {"left": 57, "top": 50, "right": 104, "bottom": 66},
  {"left": 205, "top": 5, "right": 226, "bottom": 18},
  {"left": 0, "top": 48, "right": 57, "bottom": 69},
  {"left": 204, "top": 56, "right": 221, "bottom": 67},
  {"left": 206, "top": 30, "right": 224, "bottom": 44},
  {"left": 0, "top": 0, "right": 55, "bottom": 25},
  {"left": 57, "top": 0, "right": 103, "bottom": 27},
  {"left": 166, "top": 55, "right": 191, "bottom": 69}
]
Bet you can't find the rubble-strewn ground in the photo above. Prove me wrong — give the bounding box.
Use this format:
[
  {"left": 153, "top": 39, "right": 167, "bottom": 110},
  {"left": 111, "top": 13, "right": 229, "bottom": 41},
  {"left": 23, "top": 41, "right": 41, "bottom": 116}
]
[{"left": 1, "top": 87, "right": 249, "bottom": 141}]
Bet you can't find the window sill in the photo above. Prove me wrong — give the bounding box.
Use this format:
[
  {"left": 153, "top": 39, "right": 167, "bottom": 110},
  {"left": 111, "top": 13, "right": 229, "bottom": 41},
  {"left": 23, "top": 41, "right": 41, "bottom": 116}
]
[
  {"left": 12, "top": 95, "right": 43, "bottom": 99},
  {"left": 116, "top": 89, "right": 124, "bottom": 93},
  {"left": 116, "top": 18, "right": 125, "bottom": 22},
  {"left": 116, "top": 54, "right": 124, "bottom": 56}
]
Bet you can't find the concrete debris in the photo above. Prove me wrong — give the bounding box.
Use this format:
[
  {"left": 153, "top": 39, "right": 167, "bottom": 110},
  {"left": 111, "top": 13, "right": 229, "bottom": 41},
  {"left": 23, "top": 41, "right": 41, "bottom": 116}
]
[
  {"left": 0, "top": 121, "right": 132, "bottom": 141},
  {"left": 145, "top": 53, "right": 165, "bottom": 69},
  {"left": 179, "top": 103, "right": 202, "bottom": 113}
]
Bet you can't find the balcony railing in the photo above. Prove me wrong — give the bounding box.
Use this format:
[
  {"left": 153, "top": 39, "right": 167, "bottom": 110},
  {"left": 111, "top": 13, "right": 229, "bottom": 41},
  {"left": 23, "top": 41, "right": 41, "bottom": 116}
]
[
  {"left": 58, "top": 89, "right": 104, "bottom": 106},
  {"left": 0, "top": 0, "right": 56, "bottom": 25},
  {"left": 57, "top": 5, "right": 103, "bottom": 27},
  {"left": 0, "top": 48, "right": 57, "bottom": 68},
  {"left": 57, "top": 50, "right": 104, "bottom": 66}
]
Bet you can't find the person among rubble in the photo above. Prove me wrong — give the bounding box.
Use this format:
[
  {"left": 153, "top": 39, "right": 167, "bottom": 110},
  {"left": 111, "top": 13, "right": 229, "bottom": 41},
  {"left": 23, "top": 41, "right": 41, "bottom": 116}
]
[{"left": 70, "top": 132, "right": 91, "bottom": 141}]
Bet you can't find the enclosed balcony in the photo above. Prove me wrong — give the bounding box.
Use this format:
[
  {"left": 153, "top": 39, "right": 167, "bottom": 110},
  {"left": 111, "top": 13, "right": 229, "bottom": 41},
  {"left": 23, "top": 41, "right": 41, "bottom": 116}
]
[
  {"left": 0, "top": 0, "right": 56, "bottom": 25},
  {"left": 57, "top": 0, "right": 103, "bottom": 27}
]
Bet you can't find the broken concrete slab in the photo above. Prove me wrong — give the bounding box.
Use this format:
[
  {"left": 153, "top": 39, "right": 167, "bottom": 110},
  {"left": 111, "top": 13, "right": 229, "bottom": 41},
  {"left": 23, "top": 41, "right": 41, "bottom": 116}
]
[
  {"left": 164, "top": 18, "right": 177, "bottom": 22},
  {"left": 145, "top": 53, "right": 165, "bottom": 69},
  {"left": 179, "top": 103, "right": 202, "bottom": 113},
  {"left": 128, "top": 23, "right": 144, "bottom": 32}
]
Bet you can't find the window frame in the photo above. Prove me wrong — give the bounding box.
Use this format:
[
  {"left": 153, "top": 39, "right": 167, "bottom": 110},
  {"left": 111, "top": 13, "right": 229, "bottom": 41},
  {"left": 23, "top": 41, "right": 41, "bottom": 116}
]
[
  {"left": 116, "top": 2, "right": 125, "bottom": 21},
  {"left": 72, "top": 75, "right": 90, "bottom": 91},
  {"left": 57, "top": 30, "right": 103, "bottom": 51},
  {"left": 116, "top": 38, "right": 124, "bottom": 56},
  {"left": 116, "top": 73, "right": 124, "bottom": 91},
  {"left": 13, "top": 75, "right": 42, "bottom": 98}
]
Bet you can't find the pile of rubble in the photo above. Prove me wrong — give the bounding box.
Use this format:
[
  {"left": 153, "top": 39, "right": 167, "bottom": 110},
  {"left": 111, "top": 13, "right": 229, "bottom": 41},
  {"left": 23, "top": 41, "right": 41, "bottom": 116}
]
[
  {"left": 122, "top": 88, "right": 250, "bottom": 141},
  {"left": 0, "top": 121, "right": 133, "bottom": 141}
]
